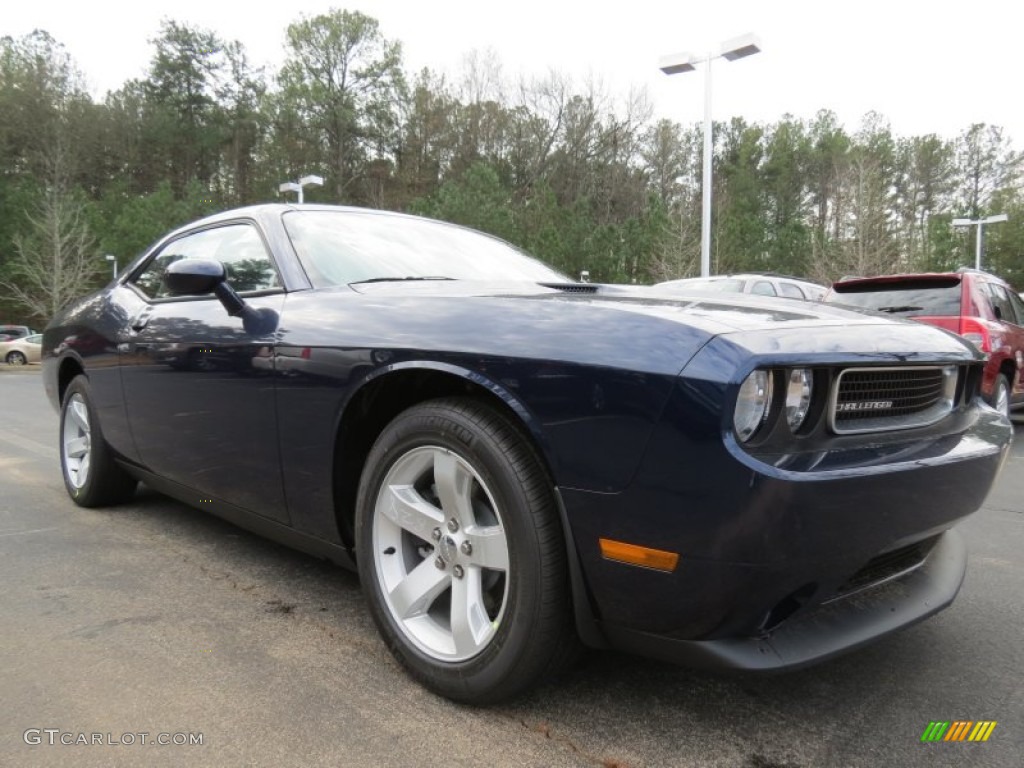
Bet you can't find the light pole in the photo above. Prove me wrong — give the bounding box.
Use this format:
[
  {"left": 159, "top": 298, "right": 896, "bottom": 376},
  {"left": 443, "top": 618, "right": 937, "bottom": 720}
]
[
  {"left": 659, "top": 33, "right": 761, "bottom": 278},
  {"left": 951, "top": 214, "right": 1008, "bottom": 271},
  {"left": 104, "top": 254, "right": 117, "bottom": 279},
  {"left": 279, "top": 174, "right": 324, "bottom": 204}
]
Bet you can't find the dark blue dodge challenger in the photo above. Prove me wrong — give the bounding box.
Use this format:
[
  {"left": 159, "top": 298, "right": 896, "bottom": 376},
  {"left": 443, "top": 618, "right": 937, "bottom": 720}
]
[{"left": 43, "top": 205, "right": 1011, "bottom": 703}]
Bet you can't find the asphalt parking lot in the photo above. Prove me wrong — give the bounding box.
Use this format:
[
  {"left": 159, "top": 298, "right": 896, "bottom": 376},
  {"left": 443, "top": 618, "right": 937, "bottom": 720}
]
[{"left": 1, "top": 366, "right": 1022, "bottom": 767}]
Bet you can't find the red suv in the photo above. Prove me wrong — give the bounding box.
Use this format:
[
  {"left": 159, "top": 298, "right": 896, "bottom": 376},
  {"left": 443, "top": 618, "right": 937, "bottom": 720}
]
[{"left": 826, "top": 270, "right": 1024, "bottom": 418}]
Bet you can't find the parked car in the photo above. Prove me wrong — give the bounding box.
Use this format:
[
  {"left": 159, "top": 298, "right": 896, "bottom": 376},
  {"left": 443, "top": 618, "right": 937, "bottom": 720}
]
[
  {"left": 0, "top": 324, "right": 34, "bottom": 342},
  {"left": 42, "top": 205, "right": 1011, "bottom": 704},
  {"left": 0, "top": 333, "right": 42, "bottom": 365},
  {"left": 655, "top": 273, "right": 828, "bottom": 301},
  {"left": 825, "top": 269, "right": 1024, "bottom": 418}
]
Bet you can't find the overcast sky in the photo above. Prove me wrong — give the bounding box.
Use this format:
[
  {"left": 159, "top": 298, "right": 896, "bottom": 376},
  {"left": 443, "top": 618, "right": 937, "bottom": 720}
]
[{"left": 6, "top": 0, "right": 1021, "bottom": 144}]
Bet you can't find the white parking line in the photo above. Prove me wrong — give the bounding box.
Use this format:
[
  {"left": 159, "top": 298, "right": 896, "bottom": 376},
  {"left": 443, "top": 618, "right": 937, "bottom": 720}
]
[
  {"left": 0, "top": 527, "right": 59, "bottom": 538},
  {"left": 0, "top": 431, "right": 57, "bottom": 460}
]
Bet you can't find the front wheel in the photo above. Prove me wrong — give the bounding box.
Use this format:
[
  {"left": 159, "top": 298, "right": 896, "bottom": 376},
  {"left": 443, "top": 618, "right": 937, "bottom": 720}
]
[
  {"left": 991, "top": 373, "right": 1011, "bottom": 420},
  {"left": 355, "top": 398, "right": 577, "bottom": 703},
  {"left": 60, "top": 375, "right": 138, "bottom": 507},
  {"left": 6, "top": 351, "right": 26, "bottom": 365}
]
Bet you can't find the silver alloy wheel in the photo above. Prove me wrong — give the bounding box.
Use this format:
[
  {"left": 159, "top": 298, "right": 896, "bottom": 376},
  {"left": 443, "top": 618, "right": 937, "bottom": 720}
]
[
  {"left": 62, "top": 393, "right": 92, "bottom": 490},
  {"left": 372, "top": 445, "right": 510, "bottom": 662},
  {"left": 995, "top": 377, "right": 1010, "bottom": 419},
  {"left": 6, "top": 351, "right": 26, "bottom": 365}
]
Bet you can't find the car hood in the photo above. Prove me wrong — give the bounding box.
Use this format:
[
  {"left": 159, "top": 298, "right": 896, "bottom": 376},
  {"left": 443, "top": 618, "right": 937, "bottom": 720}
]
[
  {"left": 349, "top": 280, "right": 921, "bottom": 334},
  {"left": 283, "top": 281, "right": 980, "bottom": 380}
]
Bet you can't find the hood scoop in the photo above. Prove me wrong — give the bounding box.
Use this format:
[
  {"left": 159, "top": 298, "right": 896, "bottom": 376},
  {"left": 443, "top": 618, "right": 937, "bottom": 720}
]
[{"left": 538, "top": 282, "right": 599, "bottom": 294}]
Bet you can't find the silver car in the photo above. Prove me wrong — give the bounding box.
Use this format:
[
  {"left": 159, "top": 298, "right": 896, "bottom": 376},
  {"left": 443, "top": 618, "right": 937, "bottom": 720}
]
[
  {"left": 0, "top": 333, "right": 42, "bottom": 365},
  {"left": 655, "top": 273, "right": 827, "bottom": 301}
]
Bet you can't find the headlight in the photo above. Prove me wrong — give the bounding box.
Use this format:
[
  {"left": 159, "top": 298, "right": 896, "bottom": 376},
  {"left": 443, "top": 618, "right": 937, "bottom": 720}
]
[
  {"left": 785, "top": 369, "right": 813, "bottom": 432},
  {"left": 734, "top": 370, "right": 772, "bottom": 442}
]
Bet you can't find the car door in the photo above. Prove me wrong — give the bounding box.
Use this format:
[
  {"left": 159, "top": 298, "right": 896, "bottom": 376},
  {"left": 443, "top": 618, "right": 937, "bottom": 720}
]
[
  {"left": 996, "top": 285, "right": 1024, "bottom": 402},
  {"left": 119, "top": 222, "right": 289, "bottom": 523}
]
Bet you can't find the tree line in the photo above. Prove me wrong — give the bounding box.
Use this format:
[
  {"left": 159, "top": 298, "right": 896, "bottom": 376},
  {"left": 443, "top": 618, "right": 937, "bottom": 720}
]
[{"left": 2, "top": 9, "right": 1022, "bottom": 325}]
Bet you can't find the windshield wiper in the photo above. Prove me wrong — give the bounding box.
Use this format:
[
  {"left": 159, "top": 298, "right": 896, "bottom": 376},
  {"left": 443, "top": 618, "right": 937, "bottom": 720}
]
[
  {"left": 349, "top": 276, "right": 455, "bottom": 285},
  {"left": 874, "top": 305, "right": 924, "bottom": 313}
]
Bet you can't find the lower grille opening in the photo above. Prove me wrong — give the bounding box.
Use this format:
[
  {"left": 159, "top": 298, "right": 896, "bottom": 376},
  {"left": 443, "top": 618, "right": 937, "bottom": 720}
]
[{"left": 832, "top": 535, "right": 941, "bottom": 599}]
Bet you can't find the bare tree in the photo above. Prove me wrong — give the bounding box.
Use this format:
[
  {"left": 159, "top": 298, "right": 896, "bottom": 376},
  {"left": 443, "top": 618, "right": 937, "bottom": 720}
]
[
  {"left": 457, "top": 47, "right": 505, "bottom": 105},
  {"left": 647, "top": 211, "right": 701, "bottom": 282},
  {"left": 0, "top": 180, "right": 104, "bottom": 322},
  {"left": 955, "top": 123, "right": 1020, "bottom": 218}
]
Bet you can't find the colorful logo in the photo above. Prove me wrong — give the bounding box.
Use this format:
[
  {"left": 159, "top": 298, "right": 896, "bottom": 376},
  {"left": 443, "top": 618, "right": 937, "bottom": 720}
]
[{"left": 921, "top": 721, "right": 997, "bottom": 742}]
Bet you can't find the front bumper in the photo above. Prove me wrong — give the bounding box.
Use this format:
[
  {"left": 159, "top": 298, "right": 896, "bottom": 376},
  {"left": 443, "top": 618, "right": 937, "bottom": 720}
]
[
  {"left": 600, "top": 529, "right": 966, "bottom": 671},
  {"left": 558, "top": 394, "right": 1009, "bottom": 670}
]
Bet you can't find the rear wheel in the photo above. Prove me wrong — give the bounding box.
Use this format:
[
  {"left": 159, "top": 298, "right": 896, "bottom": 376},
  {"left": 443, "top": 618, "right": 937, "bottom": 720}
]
[
  {"left": 6, "top": 351, "right": 26, "bottom": 365},
  {"left": 60, "top": 375, "right": 137, "bottom": 507},
  {"left": 355, "top": 398, "right": 576, "bottom": 703}
]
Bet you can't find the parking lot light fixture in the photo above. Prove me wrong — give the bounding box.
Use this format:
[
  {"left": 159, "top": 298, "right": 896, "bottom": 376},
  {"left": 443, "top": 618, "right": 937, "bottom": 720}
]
[
  {"left": 659, "top": 33, "right": 761, "bottom": 278},
  {"left": 279, "top": 175, "right": 324, "bottom": 204},
  {"left": 952, "top": 214, "right": 1008, "bottom": 270}
]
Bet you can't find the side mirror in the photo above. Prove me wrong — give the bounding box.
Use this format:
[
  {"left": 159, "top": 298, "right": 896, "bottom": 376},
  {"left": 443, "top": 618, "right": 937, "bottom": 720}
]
[
  {"left": 163, "top": 258, "right": 277, "bottom": 336},
  {"left": 164, "top": 259, "right": 226, "bottom": 296}
]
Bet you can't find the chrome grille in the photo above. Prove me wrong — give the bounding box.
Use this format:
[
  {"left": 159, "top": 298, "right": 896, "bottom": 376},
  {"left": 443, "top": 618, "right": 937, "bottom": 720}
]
[{"left": 830, "top": 366, "right": 957, "bottom": 434}]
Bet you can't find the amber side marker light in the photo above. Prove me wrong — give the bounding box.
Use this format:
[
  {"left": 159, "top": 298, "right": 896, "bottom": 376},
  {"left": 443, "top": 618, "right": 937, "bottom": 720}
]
[{"left": 599, "top": 538, "right": 680, "bottom": 572}]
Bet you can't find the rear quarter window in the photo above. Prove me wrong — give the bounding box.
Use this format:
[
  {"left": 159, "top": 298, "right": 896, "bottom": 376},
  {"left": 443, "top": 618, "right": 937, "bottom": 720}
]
[
  {"left": 778, "top": 282, "right": 807, "bottom": 299},
  {"left": 983, "top": 282, "right": 1018, "bottom": 324}
]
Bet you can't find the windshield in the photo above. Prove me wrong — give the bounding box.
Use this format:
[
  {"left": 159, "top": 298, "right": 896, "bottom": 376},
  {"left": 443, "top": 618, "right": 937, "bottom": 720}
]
[
  {"left": 283, "top": 210, "right": 568, "bottom": 288},
  {"left": 827, "top": 280, "right": 963, "bottom": 316}
]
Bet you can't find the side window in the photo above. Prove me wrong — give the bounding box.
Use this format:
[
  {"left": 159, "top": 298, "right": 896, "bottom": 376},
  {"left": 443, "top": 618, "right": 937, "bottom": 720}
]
[
  {"left": 751, "top": 281, "right": 777, "bottom": 296},
  {"left": 984, "top": 282, "right": 1016, "bottom": 324},
  {"left": 1008, "top": 290, "right": 1024, "bottom": 327},
  {"left": 777, "top": 282, "right": 806, "bottom": 299},
  {"left": 131, "top": 224, "right": 280, "bottom": 300}
]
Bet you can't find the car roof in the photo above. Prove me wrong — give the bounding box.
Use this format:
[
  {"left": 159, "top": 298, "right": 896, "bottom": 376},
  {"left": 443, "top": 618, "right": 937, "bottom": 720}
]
[
  {"left": 660, "top": 273, "right": 820, "bottom": 282},
  {"left": 162, "top": 203, "right": 442, "bottom": 238},
  {"left": 657, "top": 275, "right": 745, "bottom": 285},
  {"left": 656, "top": 274, "right": 824, "bottom": 289},
  {"left": 834, "top": 272, "right": 960, "bottom": 285},
  {"left": 832, "top": 270, "right": 1015, "bottom": 290}
]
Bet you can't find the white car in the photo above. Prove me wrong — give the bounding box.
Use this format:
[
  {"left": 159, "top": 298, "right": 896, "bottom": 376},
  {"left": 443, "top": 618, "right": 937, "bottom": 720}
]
[{"left": 655, "top": 273, "right": 827, "bottom": 301}]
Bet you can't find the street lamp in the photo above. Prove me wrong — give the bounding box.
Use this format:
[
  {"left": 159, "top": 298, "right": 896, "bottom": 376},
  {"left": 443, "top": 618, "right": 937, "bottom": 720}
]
[
  {"left": 951, "top": 214, "right": 1008, "bottom": 271},
  {"left": 660, "top": 33, "right": 761, "bottom": 278},
  {"left": 104, "top": 254, "right": 117, "bottom": 279},
  {"left": 279, "top": 174, "right": 324, "bottom": 204}
]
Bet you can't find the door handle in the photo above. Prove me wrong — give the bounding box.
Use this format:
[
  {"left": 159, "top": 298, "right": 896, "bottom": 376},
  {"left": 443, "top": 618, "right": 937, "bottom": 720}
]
[{"left": 130, "top": 309, "right": 152, "bottom": 332}]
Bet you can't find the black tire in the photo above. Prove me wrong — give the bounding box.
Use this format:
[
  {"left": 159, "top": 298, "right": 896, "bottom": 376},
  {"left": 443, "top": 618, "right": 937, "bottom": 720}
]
[
  {"left": 990, "top": 373, "right": 1011, "bottom": 420},
  {"left": 355, "top": 398, "right": 577, "bottom": 704},
  {"left": 59, "top": 375, "right": 137, "bottom": 507},
  {"left": 6, "top": 351, "right": 26, "bottom": 365}
]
